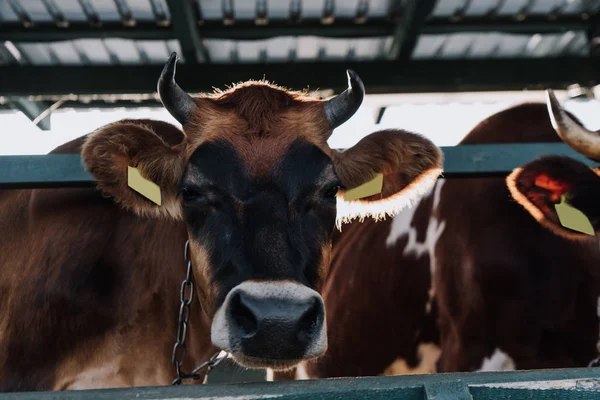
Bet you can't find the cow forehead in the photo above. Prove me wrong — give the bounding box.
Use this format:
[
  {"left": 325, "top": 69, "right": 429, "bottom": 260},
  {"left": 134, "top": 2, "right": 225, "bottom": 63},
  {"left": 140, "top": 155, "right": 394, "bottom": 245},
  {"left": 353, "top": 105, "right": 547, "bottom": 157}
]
[{"left": 184, "top": 138, "right": 336, "bottom": 197}]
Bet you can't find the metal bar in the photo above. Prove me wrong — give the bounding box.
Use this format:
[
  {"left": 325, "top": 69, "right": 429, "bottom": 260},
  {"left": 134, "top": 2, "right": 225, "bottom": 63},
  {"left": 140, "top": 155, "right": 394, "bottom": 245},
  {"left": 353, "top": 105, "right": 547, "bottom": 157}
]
[
  {"left": 389, "top": 0, "right": 438, "bottom": 60},
  {"left": 0, "top": 57, "right": 598, "bottom": 96},
  {"left": 4, "top": 96, "right": 52, "bottom": 130},
  {"left": 0, "top": 16, "right": 593, "bottom": 43},
  {"left": 0, "top": 24, "right": 173, "bottom": 42},
  {"left": 0, "top": 143, "right": 594, "bottom": 189},
  {"left": 0, "top": 368, "right": 598, "bottom": 399},
  {"left": 164, "top": 0, "right": 207, "bottom": 63}
]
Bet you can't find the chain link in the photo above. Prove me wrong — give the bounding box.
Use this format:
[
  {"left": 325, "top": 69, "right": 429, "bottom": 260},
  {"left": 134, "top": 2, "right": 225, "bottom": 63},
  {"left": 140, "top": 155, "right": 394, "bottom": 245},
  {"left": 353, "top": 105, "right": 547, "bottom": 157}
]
[{"left": 171, "top": 239, "right": 228, "bottom": 385}]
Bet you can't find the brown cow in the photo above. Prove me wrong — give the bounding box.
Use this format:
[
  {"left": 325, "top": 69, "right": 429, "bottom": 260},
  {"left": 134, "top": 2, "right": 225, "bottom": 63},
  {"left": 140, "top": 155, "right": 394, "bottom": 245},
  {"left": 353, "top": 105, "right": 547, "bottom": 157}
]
[
  {"left": 0, "top": 53, "right": 443, "bottom": 392},
  {"left": 273, "top": 95, "right": 600, "bottom": 380}
]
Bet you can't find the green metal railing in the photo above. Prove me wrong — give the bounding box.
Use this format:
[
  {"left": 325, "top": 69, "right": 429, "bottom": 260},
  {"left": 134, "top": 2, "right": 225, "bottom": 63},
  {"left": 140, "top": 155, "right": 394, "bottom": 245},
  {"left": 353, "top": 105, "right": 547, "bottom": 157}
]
[
  {"left": 0, "top": 143, "right": 594, "bottom": 189},
  {"left": 0, "top": 367, "right": 599, "bottom": 399}
]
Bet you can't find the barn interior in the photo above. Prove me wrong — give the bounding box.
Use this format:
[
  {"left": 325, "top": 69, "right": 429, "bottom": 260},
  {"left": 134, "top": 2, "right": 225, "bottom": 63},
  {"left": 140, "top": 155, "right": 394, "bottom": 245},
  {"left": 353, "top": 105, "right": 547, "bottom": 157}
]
[{"left": 1, "top": 0, "right": 600, "bottom": 388}]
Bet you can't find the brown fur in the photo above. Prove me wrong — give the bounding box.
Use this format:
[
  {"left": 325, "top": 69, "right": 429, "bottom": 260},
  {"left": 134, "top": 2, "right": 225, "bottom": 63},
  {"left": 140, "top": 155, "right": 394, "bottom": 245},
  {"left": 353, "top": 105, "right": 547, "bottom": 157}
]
[
  {"left": 0, "top": 135, "right": 216, "bottom": 392},
  {"left": 333, "top": 129, "right": 443, "bottom": 196}
]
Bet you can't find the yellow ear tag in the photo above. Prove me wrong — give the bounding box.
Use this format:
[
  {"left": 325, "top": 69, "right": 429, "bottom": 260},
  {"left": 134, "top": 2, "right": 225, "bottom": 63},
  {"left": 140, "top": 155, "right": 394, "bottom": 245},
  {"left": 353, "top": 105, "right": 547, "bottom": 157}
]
[
  {"left": 343, "top": 173, "right": 384, "bottom": 201},
  {"left": 127, "top": 166, "right": 162, "bottom": 206},
  {"left": 554, "top": 194, "right": 594, "bottom": 236}
]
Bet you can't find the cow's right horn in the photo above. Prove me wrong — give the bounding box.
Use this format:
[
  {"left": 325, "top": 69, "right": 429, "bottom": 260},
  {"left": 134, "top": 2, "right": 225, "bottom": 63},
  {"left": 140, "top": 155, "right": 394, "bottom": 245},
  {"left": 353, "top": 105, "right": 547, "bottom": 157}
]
[
  {"left": 546, "top": 89, "right": 600, "bottom": 160},
  {"left": 158, "top": 52, "right": 197, "bottom": 127}
]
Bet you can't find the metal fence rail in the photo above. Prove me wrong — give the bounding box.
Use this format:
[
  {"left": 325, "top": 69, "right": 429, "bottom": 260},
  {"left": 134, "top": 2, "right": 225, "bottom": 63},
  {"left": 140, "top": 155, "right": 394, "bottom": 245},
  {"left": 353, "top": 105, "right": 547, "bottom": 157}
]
[
  {"left": 0, "top": 367, "right": 598, "bottom": 399},
  {"left": 0, "top": 143, "right": 594, "bottom": 189}
]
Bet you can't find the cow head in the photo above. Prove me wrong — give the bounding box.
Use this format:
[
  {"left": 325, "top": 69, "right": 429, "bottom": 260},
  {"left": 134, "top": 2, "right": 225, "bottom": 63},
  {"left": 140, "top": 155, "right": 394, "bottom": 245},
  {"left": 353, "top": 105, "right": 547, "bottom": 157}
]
[
  {"left": 81, "top": 53, "right": 443, "bottom": 370},
  {"left": 507, "top": 90, "right": 600, "bottom": 240}
]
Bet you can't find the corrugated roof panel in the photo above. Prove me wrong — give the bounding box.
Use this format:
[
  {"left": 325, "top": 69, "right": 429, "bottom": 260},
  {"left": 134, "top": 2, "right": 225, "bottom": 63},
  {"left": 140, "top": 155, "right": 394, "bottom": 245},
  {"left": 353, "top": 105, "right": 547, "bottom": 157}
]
[
  {"left": 493, "top": 34, "right": 530, "bottom": 57},
  {"left": 204, "top": 39, "right": 236, "bottom": 62},
  {"left": 334, "top": 0, "right": 360, "bottom": 19},
  {"left": 150, "top": 0, "right": 170, "bottom": 19},
  {"left": 560, "top": 0, "right": 593, "bottom": 15},
  {"left": 412, "top": 31, "right": 589, "bottom": 59},
  {"left": 21, "top": 0, "right": 53, "bottom": 23},
  {"left": 72, "top": 39, "right": 112, "bottom": 64},
  {"left": 124, "top": 0, "right": 155, "bottom": 21},
  {"left": 204, "top": 36, "right": 392, "bottom": 63},
  {"left": 198, "top": 0, "right": 224, "bottom": 20},
  {"left": 464, "top": 0, "right": 497, "bottom": 17},
  {"left": 436, "top": 33, "right": 473, "bottom": 59},
  {"left": 230, "top": 0, "right": 256, "bottom": 20},
  {"left": 265, "top": 37, "right": 294, "bottom": 61},
  {"left": 353, "top": 37, "right": 389, "bottom": 59},
  {"left": 165, "top": 40, "right": 183, "bottom": 60},
  {"left": 295, "top": 36, "right": 320, "bottom": 59},
  {"left": 320, "top": 37, "right": 352, "bottom": 59},
  {"left": 16, "top": 43, "right": 54, "bottom": 65},
  {"left": 103, "top": 38, "right": 142, "bottom": 64},
  {"left": 529, "top": 0, "right": 566, "bottom": 14},
  {"left": 137, "top": 40, "right": 172, "bottom": 63},
  {"left": 431, "top": 0, "right": 464, "bottom": 18},
  {"left": 88, "top": 0, "right": 121, "bottom": 22},
  {"left": 411, "top": 35, "right": 448, "bottom": 59},
  {"left": 48, "top": 41, "right": 82, "bottom": 64},
  {"left": 236, "top": 40, "right": 264, "bottom": 62},
  {"left": 495, "top": 0, "right": 528, "bottom": 16},
  {"left": 301, "top": 0, "right": 327, "bottom": 19},
  {"left": 0, "top": 0, "right": 19, "bottom": 23},
  {"left": 266, "top": 0, "right": 290, "bottom": 19},
  {"left": 53, "top": 0, "right": 88, "bottom": 22},
  {"left": 366, "top": 0, "right": 389, "bottom": 19}
]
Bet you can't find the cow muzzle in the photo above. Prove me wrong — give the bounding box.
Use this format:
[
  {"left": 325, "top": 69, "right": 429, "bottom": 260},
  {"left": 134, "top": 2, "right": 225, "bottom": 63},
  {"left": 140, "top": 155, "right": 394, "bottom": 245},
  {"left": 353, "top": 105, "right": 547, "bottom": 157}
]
[{"left": 211, "top": 280, "right": 327, "bottom": 370}]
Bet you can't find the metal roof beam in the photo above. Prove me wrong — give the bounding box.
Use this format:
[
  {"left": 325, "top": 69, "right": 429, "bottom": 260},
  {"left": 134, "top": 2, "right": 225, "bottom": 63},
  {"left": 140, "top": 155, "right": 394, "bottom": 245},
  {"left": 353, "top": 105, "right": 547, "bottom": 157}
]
[
  {"left": 164, "top": 0, "right": 207, "bottom": 63},
  {"left": 0, "top": 17, "right": 595, "bottom": 44},
  {"left": 4, "top": 96, "right": 52, "bottom": 130},
  {"left": 0, "top": 58, "right": 598, "bottom": 96},
  {"left": 389, "top": 0, "right": 438, "bottom": 60}
]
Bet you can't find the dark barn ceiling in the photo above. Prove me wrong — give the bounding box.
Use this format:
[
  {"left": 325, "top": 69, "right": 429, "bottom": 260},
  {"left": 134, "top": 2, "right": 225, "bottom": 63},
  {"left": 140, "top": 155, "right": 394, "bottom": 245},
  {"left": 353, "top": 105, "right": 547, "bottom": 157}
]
[{"left": 0, "top": 0, "right": 599, "bottom": 129}]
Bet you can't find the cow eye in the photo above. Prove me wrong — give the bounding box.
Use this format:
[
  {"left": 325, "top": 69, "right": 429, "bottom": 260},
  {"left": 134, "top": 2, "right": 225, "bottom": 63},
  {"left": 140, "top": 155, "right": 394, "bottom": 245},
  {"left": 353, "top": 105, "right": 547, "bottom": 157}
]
[
  {"left": 323, "top": 183, "right": 341, "bottom": 199},
  {"left": 179, "top": 187, "right": 207, "bottom": 204}
]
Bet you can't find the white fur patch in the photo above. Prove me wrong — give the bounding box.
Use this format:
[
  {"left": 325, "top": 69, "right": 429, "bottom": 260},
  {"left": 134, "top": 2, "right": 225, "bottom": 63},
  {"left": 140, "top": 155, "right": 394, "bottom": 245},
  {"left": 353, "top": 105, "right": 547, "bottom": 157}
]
[
  {"left": 477, "top": 348, "right": 516, "bottom": 371},
  {"left": 382, "top": 343, "right": 441, "bottom": 376},
  {"left": 211, "top": 281, "right": 327, "bottom": 360},
  {"left": 335, "top": 168, "right": 443, "bottom": 230},
  {"left": 385, "top": 179, "right": 446, "bottom": 314}
]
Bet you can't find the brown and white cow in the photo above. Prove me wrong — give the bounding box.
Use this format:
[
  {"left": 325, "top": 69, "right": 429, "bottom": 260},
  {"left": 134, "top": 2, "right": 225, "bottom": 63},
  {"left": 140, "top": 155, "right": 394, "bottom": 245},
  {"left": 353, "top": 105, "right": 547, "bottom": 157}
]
[
  {"left": 0, "top": 53, "right": 443, "bottom": 392},
  {"left": 274, "top": 94, "right": 600, "bottom": 380}
]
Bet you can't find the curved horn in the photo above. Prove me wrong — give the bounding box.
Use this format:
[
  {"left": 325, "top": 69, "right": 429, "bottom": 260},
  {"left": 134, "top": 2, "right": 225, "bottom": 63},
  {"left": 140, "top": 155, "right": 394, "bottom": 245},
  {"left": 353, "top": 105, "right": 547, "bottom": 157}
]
[
  {"left": 324, "top": 69, "right": 365, "bottom": 130},
  {"left": 157, "top": 52, "right": 197, "bottom": 126},
  {"left": 546, "top": 89, "right": 600, "bottom": 160}
]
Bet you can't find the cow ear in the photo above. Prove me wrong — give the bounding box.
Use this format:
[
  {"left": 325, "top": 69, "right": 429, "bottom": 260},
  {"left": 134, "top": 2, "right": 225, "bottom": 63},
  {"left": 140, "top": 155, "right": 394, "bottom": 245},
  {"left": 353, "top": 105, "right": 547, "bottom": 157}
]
[
  {"left": 506, "top": 155, "right": 600, "bottom": 239},
  {"left": 82, "top": 120, "right": 187, "bottom": 220},
  {"left": 332, "top": 129, "right": 443, "bottom": 227}
]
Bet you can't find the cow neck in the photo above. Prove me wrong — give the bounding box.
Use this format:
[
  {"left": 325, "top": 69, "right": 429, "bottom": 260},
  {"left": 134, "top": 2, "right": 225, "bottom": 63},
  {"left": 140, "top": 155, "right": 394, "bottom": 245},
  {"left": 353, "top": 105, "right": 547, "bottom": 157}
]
[{"left": 170, "top": 239, "right": 228, "bottom": 385}]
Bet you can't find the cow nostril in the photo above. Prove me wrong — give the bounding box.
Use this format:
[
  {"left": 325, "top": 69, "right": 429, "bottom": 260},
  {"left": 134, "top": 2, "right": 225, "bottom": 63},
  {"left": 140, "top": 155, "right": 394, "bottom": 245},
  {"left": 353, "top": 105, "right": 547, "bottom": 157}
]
[
  {"left": 296, "top": 298, "right": 322, "bottom": 344},
  {"left": 231, "top": 292, "right": 258, "bottom": 338}
]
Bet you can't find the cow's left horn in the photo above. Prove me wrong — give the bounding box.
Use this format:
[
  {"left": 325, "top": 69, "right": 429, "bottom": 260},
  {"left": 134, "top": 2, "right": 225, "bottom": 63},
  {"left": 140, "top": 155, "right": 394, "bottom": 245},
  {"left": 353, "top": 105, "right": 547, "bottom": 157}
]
[
  {"left": 158, "top": 52, "right": 197, "bottom": 126},
  {"left": 324, "top": 70, "right": 365, "bottom": 131},
  {"left": 546, "top": 89, "right": 600, "bottom": 160}
]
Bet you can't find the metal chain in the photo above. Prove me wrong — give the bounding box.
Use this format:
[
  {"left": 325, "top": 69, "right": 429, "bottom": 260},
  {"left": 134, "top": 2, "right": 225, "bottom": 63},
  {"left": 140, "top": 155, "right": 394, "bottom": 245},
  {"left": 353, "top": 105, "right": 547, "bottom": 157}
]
[{"left": 171, "top": 239, "right": 228, "bottom": 385}]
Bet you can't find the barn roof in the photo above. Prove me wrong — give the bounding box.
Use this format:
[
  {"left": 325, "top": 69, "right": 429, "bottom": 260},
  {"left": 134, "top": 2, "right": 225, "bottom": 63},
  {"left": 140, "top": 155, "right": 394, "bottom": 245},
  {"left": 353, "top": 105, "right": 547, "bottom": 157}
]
[{"left": 0, "top": 0, "right": 599, "bottom": 129}]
